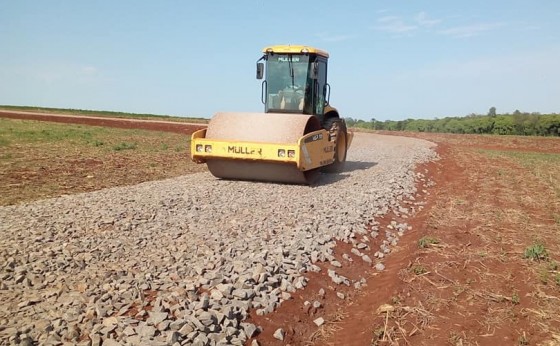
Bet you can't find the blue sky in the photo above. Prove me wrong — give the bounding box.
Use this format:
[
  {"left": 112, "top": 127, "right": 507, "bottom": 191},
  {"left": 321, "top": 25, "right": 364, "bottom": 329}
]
[{"left": 1, "top": 1, "right": 559, "bottom": 121}]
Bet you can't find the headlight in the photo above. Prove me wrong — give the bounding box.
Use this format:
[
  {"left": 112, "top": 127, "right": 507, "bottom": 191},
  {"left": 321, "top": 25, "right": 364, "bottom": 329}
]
[
  {"left": 288, "top": 150, "right": 295, "bottom": 158},
  {"left": 196, "top": 144, "right": 203, "bottom": 152},
  {"left": 278, "top": 149, "right": 286, "bottom": 157},
  {"left": 205, "top": 145, "right": 212, "bottom": 153}
]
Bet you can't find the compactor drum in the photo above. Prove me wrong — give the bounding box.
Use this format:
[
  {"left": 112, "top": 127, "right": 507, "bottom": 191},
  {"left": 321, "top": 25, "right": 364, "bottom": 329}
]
[{"left": 191, "top": 45, "right": 352, "bottom": 184}]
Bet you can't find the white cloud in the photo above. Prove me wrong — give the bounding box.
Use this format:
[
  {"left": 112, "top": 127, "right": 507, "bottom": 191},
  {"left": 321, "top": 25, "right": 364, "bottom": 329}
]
[
  {"left": 378, "top": 15, "right": 399, "bottom": 23},
  {"left": 374, "top": 12, "right": 441, "bottom": 35},
  {"left": 415, "top": 11, "right": 441, "bottom": 27},
  {"left": 439, "top": 22, "right": 505, "bottom": 38},
  {"left": 375, "top": 16, "right": 417, "bottom": 33}
]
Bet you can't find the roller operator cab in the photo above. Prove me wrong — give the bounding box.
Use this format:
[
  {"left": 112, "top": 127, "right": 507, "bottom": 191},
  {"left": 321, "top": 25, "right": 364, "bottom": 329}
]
[
  {"left": 257, "top": 45, "right": 330, "bottom": 118},
  {"left": 190, "top": 45, "right": 352, "bottom": 185}
]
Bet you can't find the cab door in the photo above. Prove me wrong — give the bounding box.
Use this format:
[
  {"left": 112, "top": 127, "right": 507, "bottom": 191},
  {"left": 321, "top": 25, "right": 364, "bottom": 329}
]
[{"left": 313, "top": 57, "right": 328, "bottom": 117}]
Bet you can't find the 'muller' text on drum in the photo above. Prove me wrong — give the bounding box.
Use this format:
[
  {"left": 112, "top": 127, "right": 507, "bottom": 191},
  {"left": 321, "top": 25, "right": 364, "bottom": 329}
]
[{"left": 227, "top": 146, "right": 263, "bottom": 155}]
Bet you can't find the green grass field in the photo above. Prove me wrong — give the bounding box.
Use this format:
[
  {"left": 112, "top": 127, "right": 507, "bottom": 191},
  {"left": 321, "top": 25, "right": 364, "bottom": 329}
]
[
  {"left": 0, "top": 105, "right": 209, "bottom": 123},
  {"left": 0, "top": 118, "right": 205, "bottom": 205},
  {"left": 0, "top": 118, "right": 187, "bottom": 152},
  {"left": 480, "top": 149, "right": 560, "bottom": 198}
]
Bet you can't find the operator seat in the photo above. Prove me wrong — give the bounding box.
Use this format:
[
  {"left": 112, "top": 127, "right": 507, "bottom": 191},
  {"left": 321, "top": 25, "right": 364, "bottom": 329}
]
[{"left": 279, "top": 89, "right": 304, "bottom": 111}]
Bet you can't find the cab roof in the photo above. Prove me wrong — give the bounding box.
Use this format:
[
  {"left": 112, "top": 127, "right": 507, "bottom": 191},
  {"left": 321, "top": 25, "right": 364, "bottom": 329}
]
[{"left": 262, "top": 45, "right": 329, "bottom": 58}]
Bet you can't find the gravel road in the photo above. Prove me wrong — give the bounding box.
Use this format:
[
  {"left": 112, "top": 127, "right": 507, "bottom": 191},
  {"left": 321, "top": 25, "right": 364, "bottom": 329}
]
[{"left": 0, "top": 132, "right": 437, "bottom": 345}]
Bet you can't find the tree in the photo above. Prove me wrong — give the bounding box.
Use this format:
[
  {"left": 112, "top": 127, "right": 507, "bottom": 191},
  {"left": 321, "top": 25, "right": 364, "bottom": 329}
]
[
  {"left": 492, "top": 116, "right": 514, "bottom": 135},
  {"left": 344, "top": 117, "right": 356, "bottom": 127},
  {"left": 488, "top": 106, "right": 497, "bottom": 117},
  {"left": 444, "top": 119, "right": 464, "bottom": 133}
]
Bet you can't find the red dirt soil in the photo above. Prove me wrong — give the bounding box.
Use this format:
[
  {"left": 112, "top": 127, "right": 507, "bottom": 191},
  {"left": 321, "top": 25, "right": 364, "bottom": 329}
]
[
  {"left": 375, "top": 130, "right": 560, "bottom": 154},
  {"left": 318, "top": 134, "right": 559, "bottom": 346}
]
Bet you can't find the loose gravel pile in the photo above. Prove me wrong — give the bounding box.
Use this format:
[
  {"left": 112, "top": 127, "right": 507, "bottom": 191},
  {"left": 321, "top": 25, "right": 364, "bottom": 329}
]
[{"left": 0, "top": 132, "right": 437, "bottom": 345}]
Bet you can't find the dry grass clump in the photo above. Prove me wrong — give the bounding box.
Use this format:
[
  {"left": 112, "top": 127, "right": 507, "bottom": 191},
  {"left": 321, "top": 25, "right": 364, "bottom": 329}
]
[{"left": 306, "top": 309, "right": 347, "bottom": 345}]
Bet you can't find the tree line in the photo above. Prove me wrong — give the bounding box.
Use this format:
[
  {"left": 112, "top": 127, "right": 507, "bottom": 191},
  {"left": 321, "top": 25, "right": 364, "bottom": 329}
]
[{"left": 345, "top": 110, "right": 560, "bottom": 136}]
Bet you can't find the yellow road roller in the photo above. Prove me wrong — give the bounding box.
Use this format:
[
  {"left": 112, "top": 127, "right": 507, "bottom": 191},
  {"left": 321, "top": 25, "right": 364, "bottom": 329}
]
[{"left": 191, "top": 45, "right": 352, "bottom": 184}]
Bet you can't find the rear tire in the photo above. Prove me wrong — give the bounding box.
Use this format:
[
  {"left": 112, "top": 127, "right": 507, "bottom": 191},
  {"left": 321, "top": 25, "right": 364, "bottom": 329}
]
[{"left": 322, "top": 117, "right": 347, "bottom": 173}]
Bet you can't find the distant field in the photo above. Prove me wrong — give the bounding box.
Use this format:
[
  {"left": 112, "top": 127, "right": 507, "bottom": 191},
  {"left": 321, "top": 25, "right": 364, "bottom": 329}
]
[
  {"left": 0, "top": 105, "right": 209, "bottom": 124},
  {"left": 0, "top": 118, "right": 205, "bottom": 205}
]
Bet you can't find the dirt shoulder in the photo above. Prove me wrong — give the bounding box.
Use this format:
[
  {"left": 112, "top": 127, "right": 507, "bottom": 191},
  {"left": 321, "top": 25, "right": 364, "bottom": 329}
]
[{"left": 319, "top": 133, "right": 560, "bottom": 346}]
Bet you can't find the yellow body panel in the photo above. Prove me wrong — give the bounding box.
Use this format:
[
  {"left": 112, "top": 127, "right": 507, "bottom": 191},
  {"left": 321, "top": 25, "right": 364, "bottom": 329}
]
[
  {"left": 262, "top": 45, "right": 329, "bottom": 58},
  {"left": 191, "top": 128, "right": 335, "bottom": 171}
]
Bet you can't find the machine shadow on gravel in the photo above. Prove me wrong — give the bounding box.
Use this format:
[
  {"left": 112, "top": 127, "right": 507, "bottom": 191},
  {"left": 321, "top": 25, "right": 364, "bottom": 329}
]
[
  {"left": 315, "top": 160, "right": 378, "bottom": 185},
  {"left": 343, "top": 160, "right": 377, "bottom": 172}
]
